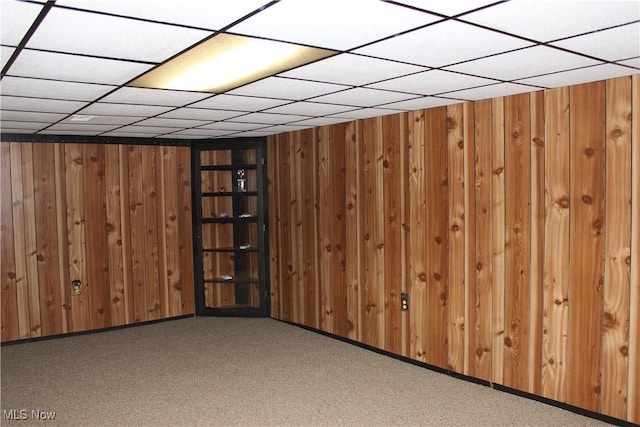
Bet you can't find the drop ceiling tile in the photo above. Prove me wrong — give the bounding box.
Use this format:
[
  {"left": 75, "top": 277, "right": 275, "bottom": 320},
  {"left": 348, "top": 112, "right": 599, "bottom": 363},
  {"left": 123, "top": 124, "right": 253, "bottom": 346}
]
[
  {"left": 516, "top": 64, "right": 639, "bottom": 89},
  {"left": 134, "top": 117, "right": 211, "bottom": 128},
  {"left": 77, "top": 103, "right": 175, "bottom": 117},
  {"left": 616, "top": 57, "right": 640, "bottom": 68},
  {"left": 99, "top": 87, "right": 210, "bottom": 107},
  {"left": 279, "top": 54, "right": 426, "bottom": 86},
  {"left": 27, "top": 7, "right": 212, "bottom": 62},
  {"left": 229, "top": 112, "right": 309, "bottom": 125},
  {"left": 367, "top": 69, "right": 497, "bottom": 95},
  {"left": 1, "top": 110, "right": 67, "bottom": 122},
  {"left": 101, "top": 131, "right": 165, "bottom": 138},
  {"left": 389, "top": 0, "right": 501, "bottom": 17},
  {"left": 38, "top": 130, "right": 106, "bottom": 136},
  {"left": 198, "top": 122, "right": 269, "bottom": 131},
  {"left": 1, "top": 121, "right": 49, "bottom": 130},
  {"left": 8, "top": 50, "right": 153, "bottom": 85},
  {"left": 461, "top": 0, "right": 640, "bottom": 42},
  {"left": 310, "top": 87, "right": 418, "bottom": 107},
  {"left": 261, "top": 124, "right": 310, "bottom": 133},
  {"left": 551, "top": 23, "right": 640, "bottom": 62},
  {"left": 380, "top": 96, "right": 462, "bottom": 111},
  {"left": 264, "top": 102, "right": 356, "bottom": 116},
  {"left": 158, "top": 108, "right": 244, "bottom": 121},
  {"left": 2, "top": 46, "right": 15, "bottom": 69},
  {"left": 1, "top": 77, "right": 116, "bottom": 101},
  {"left": 291, "top": 117, "right": 352, "bottom": 127},
  {"left": 228, "top": 77, "right": 347, "bottom": 100},
  {"left": 167, "top": 128, "right": 232, "bottom": 137},
  {"left": 45, "top": 123, "right": 122, "bottom": 133},
  {"left": 62, "top": 115, "right": 141, "bottom": 126},
  {"left": 327, "top": 108, "right": 401, "bottom": 120},
  {"left": 1, "top": 96, "right": 87, "bottom": 113},
  {"left": 55, "top": 0, "right": 271, "bottom": 31},
  {"left": 189, "top": 95, "right": 290, "bottom": 112},
  {"left": 0, "top": 128, "right": 36, "bottom": 134},
  {"left": 445, "top": 82, "right": 541, "bottom": 101},
  {"left": 355, "top": 20, "right": 532, "bottom": 67},
  {"left": 446, "top": 46, "right": 601, "bottom": 81},
  {"left": 233, "top": 130, "right": 282, "bottom": 138},
  {"left": 1, "top": 0, "right": 44, "bottom": 45},
  {"left": 231, "top": 0, "right": 441, "bottom": 50},
  {"left": 116, "top": 125, "right": 181, "bottom": 134}
]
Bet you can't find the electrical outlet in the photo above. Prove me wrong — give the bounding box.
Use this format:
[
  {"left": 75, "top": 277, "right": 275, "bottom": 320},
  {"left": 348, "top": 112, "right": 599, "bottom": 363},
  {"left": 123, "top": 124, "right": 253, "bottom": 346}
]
[
  {"left": 71, "top": 280, "right": 82, "bottom": 296},
  {"left": 401, "top": 292, "right": 409, "bottom": 311}
]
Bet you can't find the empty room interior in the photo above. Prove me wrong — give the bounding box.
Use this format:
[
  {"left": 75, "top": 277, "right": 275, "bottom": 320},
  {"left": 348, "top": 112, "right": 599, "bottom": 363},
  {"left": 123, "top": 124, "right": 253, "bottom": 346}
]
[{"left": 1, "top": 0, "right": 639, "bottom": 425}]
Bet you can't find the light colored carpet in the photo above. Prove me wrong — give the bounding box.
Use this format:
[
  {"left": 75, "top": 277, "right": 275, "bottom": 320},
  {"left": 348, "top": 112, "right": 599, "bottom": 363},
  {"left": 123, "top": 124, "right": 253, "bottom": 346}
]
[{"left": 1, "top": 317, "right": 612, "bottom": 426}]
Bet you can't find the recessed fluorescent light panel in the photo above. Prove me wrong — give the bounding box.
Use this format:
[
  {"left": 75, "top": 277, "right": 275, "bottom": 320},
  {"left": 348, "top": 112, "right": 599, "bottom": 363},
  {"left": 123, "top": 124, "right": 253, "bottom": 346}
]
[{"left": 129, "top": 33, "right": 337, "bottom": 93}]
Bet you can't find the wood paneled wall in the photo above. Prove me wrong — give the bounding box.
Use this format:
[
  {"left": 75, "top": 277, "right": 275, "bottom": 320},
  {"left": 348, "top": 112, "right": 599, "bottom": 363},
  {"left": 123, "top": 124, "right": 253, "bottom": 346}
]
[
  {"left": 1, "top": 142, "right": 195, "bottom": 342},
  {"left": 267, "top": 76, "right": 640, "bottom": 423}
]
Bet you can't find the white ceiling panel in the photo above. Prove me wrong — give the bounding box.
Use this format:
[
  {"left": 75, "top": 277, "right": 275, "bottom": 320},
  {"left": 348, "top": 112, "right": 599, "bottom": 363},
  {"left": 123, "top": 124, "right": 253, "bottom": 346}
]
[
  {"left": 8, "top": 50, "right": 153, "bottom": 85},
  {"left": 98, "top": 87, "right": 210, "bottom": 107},
  {"left": 1, "top": 96, "right": 87, "bottom": 113},
  {"left": 0, "top": 110, "right": 67, "bottom": 122},
  {"left": 2, "top": 46, "right": 15, "bottom": 69},
  {"left": 55, "top": 0, "right": 271, "bottom": 31},
  {"left": 380, "top": 96, "right": 461, "bottom": 111},
  {"left": 264, "top": 102, "right": 356, "bottom": 116},
  {"left": 1, "top": 120, "right": 49, "bottom": 130},
  {"left": 228, "top": 77, "right": 348, "bottom": 100},
  {"left": 290, "top": 117, "right": 352, "bottom": 127},
  {"left": 101, "top": 131, "right": 165, "bottom": 138},
  {"left": 115, "top": 125, "right": 181, "bottom": 134},
  {"left": 1, "top": 128, "right": 36, "bottom": 134},
  {"left": 167, "top": 128, "right": 233, "bottom": 137},
  {"left": 1, "top": 76, "right": 115, "bottom": 101},
  {"left": 310, "top": 87, "right": 419, "bottom": 107},
  {"left": 355, "top": 20, "right": 532, "bottom": 67},
  {"left": 261, "top": 124, "right": 310, "bottom": 133},
  {"left": 516, "top": 63, "right": 639, "bottom": 89},
  {"left": 229, "top": 112, "right": 309, "bottom": 125},
  {"left": 189, "top": 95, "right": 290, "bottom": 112},
  {"left": 461, "top": 0, "right": 640, "bottom": 42},
  {"left": 134, "top": 117, "right": 211, "bottom": 128},
  {"left": 617, "top": 57, "right": 640, "bottom": 68},
  {"left": 389, "top": 0, "right": 502, "bottom": 17},
  {"left": 45, "top": 123, "right": 121, "bottom": 133},
  {"left": 278, "top": 54, "right": 427, "bottom": 86},
  {"left": 367, "top": 69, "right": 498, "bottom": 95},
  {"left": 39, "top": 130, "right": 108, "bottom": 136},
  {"left": 232, "top": 130, "right": 281, "bottom": 137},
  {"left": 551, "top": 23, "right": 640, "bottom": 62},
  {"left": 445, "top": 82, "right": 542, "bottom": 101},
  {"left": 77, "top": 103, "right": 175, "bottom": 117},
  {"left": 26, "top": 7, "right": 212, "bottom": 62},
  {"left": 1, "top": 0, "right": 43, "bottom": 45},
  {"left": 197, "top": 122, "right": 270, "bottom": 131},
  {"left": 158, "top": 108, "right": 244, "bottom": 121},
  {"left": 446, "top": 45, "right": 602, "bottom": 81},
  {"left": 327, "top": 107, "right": 403, "bottom": 120},
  {"left": 61, "top": 115, "right": 142, "bottom": 126},
  {"left": 230, "top": 0, "right": 441, "bottom": 50}
]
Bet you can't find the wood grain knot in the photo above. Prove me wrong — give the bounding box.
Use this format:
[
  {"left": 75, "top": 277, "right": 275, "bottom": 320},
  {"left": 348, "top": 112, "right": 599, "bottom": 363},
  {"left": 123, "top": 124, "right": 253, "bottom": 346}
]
[
  {"left": 446, "top": 117, "right": 456, "bottom": 130},
  {"left": 458, "top": 140, "right": 464, "bottom": 149},
  {"left": 434, "top": 272, "right": 441, "bottom": 281},
  {"left": 476, "top": 262, "right": 483, "bottom": 271},
  {"left": 90, "top": 155, "right": 98, "bottom": 162},
  {"left": 610, "top": 127, "right": 623, "bottom": 138},
  {"left": 584, "top": 147, "right": 594, "bottom": 157},
  {"left": 451, "top": 224, "right": 460, "bottom": 232},
  {"left": 504, "top": 337, "right": 512, "bottom": 347},
  {"left": 325, "top": 244, "right": 332, "bottom": 253},
  {"left": 435, "top": 236, "right": 442, "bottom": 244},
  {"left": 347, "top": 203, "right": 354, "bottom": 210},
  {"left": 582, "top": 195, "right": 592, "bottom": 205},
  {"left": 418, "top": 272, "right": 427, "bottom": 282},
  {"left": 7, "top": 271, "right": 16, "bottom": 279},
  {"left": 36, "top": 254, "right": 44, "bottom": 262},
  {"left": 388, "top": 215, "right": 395, "bottom": 223},
  {"left": 532, "top": 137, "right": 544, "bottom": 148},
  {"left": 106, "top": 223, "right": 115, "bottom": 233},
  {"left": 112, "top": 297, "right": 121, "bottom": 303},
  {"left": 493, "top": 167, "right": 504, "bottom": 175},
  {"left": 376, "top": 243, "right": 384, "bottom": 249},
  {"left": 383, "top": 159, "right": 389, "bottom": 168},
  {"left": 620, "top": 346, "right": 628, "bottom": 356},
  {"left": 557, "top": 197, "right": 570, "bottom": 209},
  {"left": 476, "top": 347, "right": 484, "bottom": 357},
  {"left": 300, "top": 151, "right": 306, "bottom": 159},
  {"left": 402, "top": 223, "right": 409, "bottom": 231},
  {"left": 74, "top": 157, "right": 83, "bottom": 165},
  {"left": 364, "top": 233, "right": 370, "bottom": 241},
  {"left": 603, "top": 312, "right": 617, "bottom": 328},
  {"left": 97, "top": 308, "right": 105, "bottom": 314},
  {"left": 548, "top": 358, "right": 555, "bottom": 365},
  {"left": 593, "top": 385, "right": 601, "bottom": 394},
  {"left": 335, "top": 244, "right": 342, "bottom": 251},
  {"left": 512, "top": 129, "right": 520, "bottom": 138}
]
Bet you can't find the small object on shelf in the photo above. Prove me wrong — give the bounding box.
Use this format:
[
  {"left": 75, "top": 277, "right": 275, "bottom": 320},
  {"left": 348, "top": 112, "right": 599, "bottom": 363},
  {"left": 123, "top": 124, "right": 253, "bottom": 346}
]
[
  {"left": 237, "top": 169, "right": 247, "bottom": 192},
  {"left": 218, "top": 274, "right": 233, "bottom": 281},
  {"left": 218, "top": 212, "right": 229, "bottom": 218},
  {"left": 217, "top": 186, "right": 226, "bottom": 192},
  {"left": 238, "top": 213, "right": 252, "bottom": 218},
  {"left": 239, "top": 243, "right": 251, "bottom": 250}
]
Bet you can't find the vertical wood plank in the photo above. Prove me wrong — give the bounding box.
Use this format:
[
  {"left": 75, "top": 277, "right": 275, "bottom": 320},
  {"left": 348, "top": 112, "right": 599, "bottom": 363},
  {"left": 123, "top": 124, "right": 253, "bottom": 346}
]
[
  {"left": 33, "top": 143, "right": 63, "bottom": 336},
  {"left": 529, "top": 90, "right": 545, "bottom": 396},
  {"left": 164, "top": 146, "right": 182, "bottom": 317},
  {"left": 398, "top": 113, "right": 410, "bottom": 358},
  {"left": 318, "top": 127, "right": 334, "bottom": 333},
  {"left": 83, "top": 144, "right": 111, "bottom": 329},
  {"left": 1, "top": 143, "right": 19, "bottom": 342},
  {"left": 503, "top": 93, "right": 531, "bottom": 391},
  {"left": 141, "top": 145, "right": 161, "bottom": 320},
  {"left": 22, "top": 143, "right": 42, "bottom": 337},
  {"left": 568, "top": 81, "right": 605, "bottom": 412},
  {"left": 105, "top": 145, "right": 126, "bottom": 326},
  {"left": 267, "top": 137, "right": 281, "bottom": 318},
  {"left": 474, "top": 99, "right": 493, "bottom": 381},
  {"left": 542, "top": 87, "right": 571, "bottom": 402},
  {"left": 118, "top": 145, "right": 134, "bottom": 324},
  {"left": 601, "top": 77, "right": 632, "bottom": 419},
  {"left": 331, "top": 124, "right": 347, "bottom": 337},
  {"left": 278, "top": 137, "right": 293, "bottom": 321},
  {"left": 447, "top": 104, "right": 465, "bottom": 373},
  {"left": 491, "top": 97, "right": 506, "bottom": 385},
  {"left": 425, "top": 107, "right": 449, "bottom": 368},
  {"left": 291, "top": 131, "right": 304, "bottom": 325},
  {"left": 628, "top": 74, "right": 640, "bottom": 424},
  {"left": 463, "top": 102, "right": 477, "bottom": 377},
  {"left": 128, "top": 145, "right": 146, "bottom": 322},
  {"left": 408, "top": 110, "right": 427, "bottom": 362},
  {"left": 155, "top": 146, "right": 169, "bottom": 318},
  {"left": 54, "top": 144, "right": 71, "bottom": 333},
  {"left": 177, "top": 146, "right": 195, "bottom": 314},
  {"left": 383, "top": 114, "right": 402, "bottom": 354},
  {"left": 345, "top": 122, "right": 361, "bottom": 340}
]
